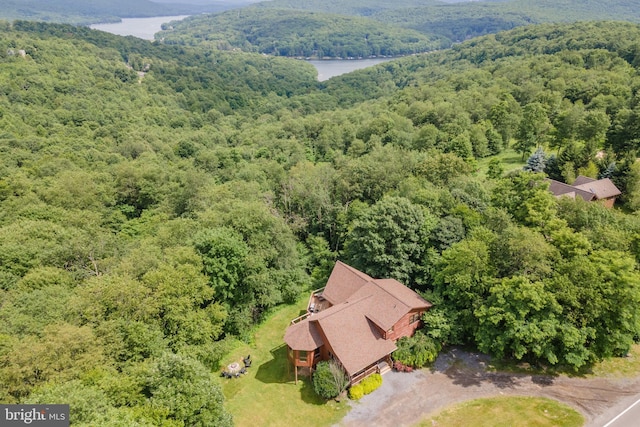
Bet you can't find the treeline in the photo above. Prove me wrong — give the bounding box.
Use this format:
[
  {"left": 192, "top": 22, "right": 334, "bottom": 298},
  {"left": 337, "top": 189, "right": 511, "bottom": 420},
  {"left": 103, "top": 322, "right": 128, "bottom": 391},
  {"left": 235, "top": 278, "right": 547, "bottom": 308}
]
[
  {"left": 260, "top": 0, "right": 640, "bottom": 44},
  {"left": 2, "top": 19, "right": 640, "bottom": 424},
  {"left": 0, "top": 0, "right": 239, "bottom": 25},
  {"left": 373, "top": 0, "right": 640, "bottom": 42},
  {"left": 158, "top": 9, "right": 445, "bottom": 58}
]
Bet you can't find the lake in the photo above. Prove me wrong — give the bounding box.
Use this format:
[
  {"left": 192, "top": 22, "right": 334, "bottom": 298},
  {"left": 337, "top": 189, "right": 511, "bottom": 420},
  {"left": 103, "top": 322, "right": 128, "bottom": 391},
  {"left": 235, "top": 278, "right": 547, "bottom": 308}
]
[
  {"left": 90, "top": 16, "right": 190, "bottom": 41},
  {"left": 307, "top": 58, "right": 394, "bottom": 81},
  {"left": 90, "top": 16, "right": 397, "bottom": 80}
]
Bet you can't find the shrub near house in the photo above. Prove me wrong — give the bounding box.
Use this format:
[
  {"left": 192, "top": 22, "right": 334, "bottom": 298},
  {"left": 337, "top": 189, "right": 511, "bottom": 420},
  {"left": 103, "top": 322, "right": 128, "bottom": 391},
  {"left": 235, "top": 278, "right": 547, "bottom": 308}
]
[
  {"left": 312, "top": 360, "right": 349, "bottom": 399},
  {"left": 348, "top": 373, "right": 382, "bottom": 400}
]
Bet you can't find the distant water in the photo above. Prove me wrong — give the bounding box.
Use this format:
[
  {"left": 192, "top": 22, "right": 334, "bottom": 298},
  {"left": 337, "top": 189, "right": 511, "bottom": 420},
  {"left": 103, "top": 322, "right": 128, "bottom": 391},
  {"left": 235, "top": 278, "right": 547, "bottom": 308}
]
[
  {"left": 306, "top": 58, "right": 395, "bottom": 81},
  {"left": 90, "top": 16, "right": 396, "bottom": 79},
  {"left": 90, "top": 15, "right": 189, "bottom": 41}
]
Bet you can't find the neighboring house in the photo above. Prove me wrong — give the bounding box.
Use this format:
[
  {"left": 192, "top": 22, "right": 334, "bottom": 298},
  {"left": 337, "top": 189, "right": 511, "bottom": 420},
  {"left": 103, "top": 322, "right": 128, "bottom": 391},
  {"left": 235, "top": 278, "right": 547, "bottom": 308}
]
[
  {"left": 547, "top": 175, "right": 621, "bottom": 208},
  {"left": 284, "top": 261, "right": 432, "bottom": 385}
]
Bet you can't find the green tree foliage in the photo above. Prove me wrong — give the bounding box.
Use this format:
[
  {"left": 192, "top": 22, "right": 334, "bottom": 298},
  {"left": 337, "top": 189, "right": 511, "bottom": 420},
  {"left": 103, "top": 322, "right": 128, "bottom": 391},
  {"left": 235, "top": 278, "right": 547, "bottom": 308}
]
[
  {"left": 475, "top": 277, "right": 567, "bottom": 365},
  {"left": 160, "top": 9, "right": 441, "bottom": 58},
  {"left": 3, "top": 18, "right": 640, "bottom": 421},
  {"left": 146, "top": 353, "right": 233, "bottom": 427},
  {"left": 0, "top": 1, "right": 234, "bottom": 25},
  {"left": 312, "top": 360, "right": 349, "bottom": 399},
  {"left": 212, "top": 0, "right": 640, "bottom": 51},
  {"left": 434, "top": 238, "right": 493, "bottom": 341},
  {"left": 344, "top": 196, "right": 435, "bottom": 283},
  {"left": 492, "top": 172, "right": 557, "bottom": 228},
  {"left": 392, "top": 330, "right": 441, "bottom": 367},
  {"left": 486, "top": 158, "right": 504, "bottom": 180},
  {"left": 193, "top": 227, "right": 250, "bottom": 304},
  {"left": 0, "top": 324, "right": 105, "bottom": 401},
  {"left": 515, "top": 103, "right": 552, "bottom": 159}
]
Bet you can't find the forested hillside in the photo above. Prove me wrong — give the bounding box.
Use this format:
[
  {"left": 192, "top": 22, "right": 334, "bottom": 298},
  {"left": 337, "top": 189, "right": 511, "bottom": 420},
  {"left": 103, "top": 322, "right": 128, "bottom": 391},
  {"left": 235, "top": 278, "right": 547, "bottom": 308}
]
[
  {"left": 0, "top": 0, "right": 246, "bottom": 24},
  {"left": 160, "top": 0, "right": 640, "bottom": 57},
  {"left": 158, "top": 9, "right": 446, "bottom": 57},
  {"left": 2, "top": 18, "right": 640, "bottom": 425},
  {"left": 374, "top": 0, "right": 640, "bottom": 42}
]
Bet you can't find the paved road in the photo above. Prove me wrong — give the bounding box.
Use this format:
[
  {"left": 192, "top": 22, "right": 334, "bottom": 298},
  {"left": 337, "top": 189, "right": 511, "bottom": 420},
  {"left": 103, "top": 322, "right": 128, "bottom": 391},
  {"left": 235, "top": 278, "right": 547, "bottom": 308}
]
[{"left": 596, "top": 396, "right": 640, "bottom": 427}]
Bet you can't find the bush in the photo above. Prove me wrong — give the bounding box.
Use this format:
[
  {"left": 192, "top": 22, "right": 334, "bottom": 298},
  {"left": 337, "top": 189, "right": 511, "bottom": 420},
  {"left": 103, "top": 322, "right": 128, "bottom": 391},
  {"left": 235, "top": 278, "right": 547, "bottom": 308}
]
[
  {"left": 348, "top": 373, "right": 382, "bottom": 400},
  {"left": 392, "top": 361, "right": 413, "bottom": 372},
  {"left": 312, "top": 360, "right": 349, "bottom": 399},
  {"left": 392, "top": 330, "right": 441, "bottom": 368}
]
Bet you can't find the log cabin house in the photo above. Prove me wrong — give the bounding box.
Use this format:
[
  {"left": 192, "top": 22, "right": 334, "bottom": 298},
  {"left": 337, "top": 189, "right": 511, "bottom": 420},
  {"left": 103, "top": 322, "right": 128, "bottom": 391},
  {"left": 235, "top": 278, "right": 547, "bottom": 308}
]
[{"left": 284, "top": 261, "right": 432, "bottom": 385}]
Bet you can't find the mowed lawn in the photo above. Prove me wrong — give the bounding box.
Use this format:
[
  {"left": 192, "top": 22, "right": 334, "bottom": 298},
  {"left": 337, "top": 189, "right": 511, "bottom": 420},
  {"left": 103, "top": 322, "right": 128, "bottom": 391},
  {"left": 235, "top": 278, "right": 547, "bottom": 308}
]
[
  {"left": 418, "top": 396, "right": 584, "bottom": 427},
  {"left": 220, "top": 300, "right": 348, "bottom": 427},
  {"left": 476, "top": 148, "right": 527, "bottom": 178}
]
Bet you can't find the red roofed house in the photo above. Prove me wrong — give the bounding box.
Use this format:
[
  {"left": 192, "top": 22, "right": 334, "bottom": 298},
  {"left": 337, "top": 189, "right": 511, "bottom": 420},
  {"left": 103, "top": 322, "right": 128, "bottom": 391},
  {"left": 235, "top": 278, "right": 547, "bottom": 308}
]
[
  {"left": 284, "top": 261, "right": 432, "bottom": 385},
  {"left": 547, "top": 175, "right": 621, "bottom": 208}
]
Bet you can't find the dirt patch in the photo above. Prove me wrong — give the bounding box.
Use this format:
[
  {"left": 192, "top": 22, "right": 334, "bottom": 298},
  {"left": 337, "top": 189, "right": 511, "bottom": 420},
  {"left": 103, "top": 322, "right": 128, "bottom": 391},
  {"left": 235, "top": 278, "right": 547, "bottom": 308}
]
[{"left": 336, "top": 348, "right": 640, "bottom": 427}]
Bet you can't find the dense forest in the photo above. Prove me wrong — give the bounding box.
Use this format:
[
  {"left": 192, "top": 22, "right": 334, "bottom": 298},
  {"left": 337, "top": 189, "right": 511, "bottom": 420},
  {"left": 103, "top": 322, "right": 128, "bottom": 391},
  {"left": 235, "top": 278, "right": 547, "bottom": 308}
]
[
  {"left": 2, "top": 16, "right": 640, "bottom": 425},
  {"left": 157, "top": 9, "right": 446, "bottom": 58},
  {"left": 160, "top": 0, "right": 640, "bottom": 57},
  {"left": 0, "top": 0, "right": 247, "bottom": 25}
]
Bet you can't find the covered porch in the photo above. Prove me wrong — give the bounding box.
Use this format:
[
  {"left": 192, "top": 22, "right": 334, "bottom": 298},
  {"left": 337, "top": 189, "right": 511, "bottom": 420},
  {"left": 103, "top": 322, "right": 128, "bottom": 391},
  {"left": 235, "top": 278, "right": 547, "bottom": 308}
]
[{"left": 349, "top": 355, "right": 393, "bottom": 385}]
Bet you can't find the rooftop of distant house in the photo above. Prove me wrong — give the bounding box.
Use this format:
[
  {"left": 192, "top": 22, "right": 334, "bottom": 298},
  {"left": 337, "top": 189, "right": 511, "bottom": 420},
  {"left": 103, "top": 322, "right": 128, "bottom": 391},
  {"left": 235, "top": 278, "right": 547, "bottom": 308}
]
[{"left": 547, "top": 175, "right": 621, "bottom": 204}]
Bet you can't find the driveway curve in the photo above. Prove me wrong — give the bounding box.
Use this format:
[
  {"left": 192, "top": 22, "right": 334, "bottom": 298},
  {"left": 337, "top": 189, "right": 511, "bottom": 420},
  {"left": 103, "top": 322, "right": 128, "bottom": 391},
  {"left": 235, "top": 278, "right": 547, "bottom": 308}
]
[{"left": 335, "top": 348, "right": 640, "bottom": 427}]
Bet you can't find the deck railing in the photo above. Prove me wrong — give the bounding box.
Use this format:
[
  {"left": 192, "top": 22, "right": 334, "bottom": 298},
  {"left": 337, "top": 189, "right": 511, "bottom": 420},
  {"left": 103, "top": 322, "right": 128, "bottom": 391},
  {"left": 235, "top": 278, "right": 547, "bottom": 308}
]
[
  {"left": 350, "top": 364, "right": 379, "bottom": 385},
  {"left": 290, "top": 287, "right": 327, "bottom": 324},
  {"left": 308, "top": 286, "right": 325, "bottom": 309},
  {"left": 290, "top": 312, "right": 312, "bottom": 325}
]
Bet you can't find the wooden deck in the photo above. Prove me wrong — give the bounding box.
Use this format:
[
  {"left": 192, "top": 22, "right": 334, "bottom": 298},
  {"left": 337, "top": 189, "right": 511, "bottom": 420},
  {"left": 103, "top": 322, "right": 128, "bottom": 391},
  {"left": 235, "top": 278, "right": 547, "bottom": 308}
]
[
  {"left": 290, "top": 288, "right": 333, "bottom": 325},
  {"left": 308, "top": 287, "right": 331, "bottom": 313}
]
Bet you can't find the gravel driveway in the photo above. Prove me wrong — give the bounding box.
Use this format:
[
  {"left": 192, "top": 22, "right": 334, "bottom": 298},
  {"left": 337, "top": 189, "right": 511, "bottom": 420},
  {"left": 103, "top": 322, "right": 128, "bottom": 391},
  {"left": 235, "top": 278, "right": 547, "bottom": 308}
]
[{"left": 335, "top": 348, "right": 640, "bottom": 427}]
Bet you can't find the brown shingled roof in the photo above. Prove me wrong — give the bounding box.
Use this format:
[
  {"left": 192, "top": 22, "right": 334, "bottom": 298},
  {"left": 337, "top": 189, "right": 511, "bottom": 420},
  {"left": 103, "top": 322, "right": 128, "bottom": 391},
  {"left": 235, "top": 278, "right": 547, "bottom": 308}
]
[
  {"left": 573, "top": 177, "right": 621, "bottom": 199},
  {"left": 572, "top": 175, "right": 596, "bottom": 186},
  {"left": 547, "top": 176, "right": 621, "bottom": 202},
  {"left": 348, "top": 279, "right": 431, "bottom": 331},
  {"left": 546, "top": 179, "right": 595, "bottom": 201},
  {"left": 321, "top": 260, "right": 372, "bottom": 305},
  {"left": 315, "top": 295, "right": 397, "bottom": 375},
  {"left": 284, "top": 319, "right": 324, "bottom": 351}
]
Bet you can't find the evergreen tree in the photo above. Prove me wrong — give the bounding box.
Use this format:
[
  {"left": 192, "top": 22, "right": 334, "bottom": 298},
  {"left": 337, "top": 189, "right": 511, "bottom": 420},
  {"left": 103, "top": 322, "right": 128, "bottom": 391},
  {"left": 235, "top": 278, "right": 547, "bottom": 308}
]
[
  {"left": 523, "top": 147, "right": 547, "bottom": 173},
  {"left": 599, "top": 162, "right": 616, "bottom": 179}
]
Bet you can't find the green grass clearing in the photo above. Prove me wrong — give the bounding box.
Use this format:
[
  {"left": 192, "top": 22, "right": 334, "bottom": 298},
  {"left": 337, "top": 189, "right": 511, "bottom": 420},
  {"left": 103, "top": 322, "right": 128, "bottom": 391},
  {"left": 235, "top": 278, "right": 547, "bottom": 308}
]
[
  {"left": 588, "top": 344, "right": 640, "bottom": 379},
  {"left": 476, "top": 148, "right": 527, "bottom": 179},
  {"left": 418, "top": 396, "right": 584, "bottom": 427},
  {"left": 219, "top": 299, "right": 348, "bottom": 427}
]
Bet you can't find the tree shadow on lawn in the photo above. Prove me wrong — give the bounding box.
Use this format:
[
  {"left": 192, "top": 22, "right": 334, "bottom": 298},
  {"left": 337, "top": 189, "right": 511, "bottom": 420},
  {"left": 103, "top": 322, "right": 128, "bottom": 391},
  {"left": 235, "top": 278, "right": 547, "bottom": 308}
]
[
  {"left": 253, "top": 344, "right": 327, "bottom": 405},
  {"left": 299, "top": 377, "right": 328, "bottom": 405},
  {"left": 255, "top": 344, "right": 290, "bottom": 384}
]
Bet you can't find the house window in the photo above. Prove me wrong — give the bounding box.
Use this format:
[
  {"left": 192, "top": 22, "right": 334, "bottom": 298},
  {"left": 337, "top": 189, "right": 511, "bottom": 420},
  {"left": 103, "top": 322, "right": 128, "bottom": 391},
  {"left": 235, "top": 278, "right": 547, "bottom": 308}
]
[
  {"left": 410, "top": 313, "right": 421, "bottom": 324},
  {"left": 299, "top": 350, "right": 308, "bottom": 362}
]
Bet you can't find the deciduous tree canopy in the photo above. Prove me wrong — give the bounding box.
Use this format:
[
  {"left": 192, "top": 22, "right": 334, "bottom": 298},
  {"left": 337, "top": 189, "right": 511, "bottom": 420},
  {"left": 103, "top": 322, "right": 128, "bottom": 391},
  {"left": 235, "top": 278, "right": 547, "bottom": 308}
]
[{"left": 2, "top": 18, "right": 640, "bottom": 424}]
